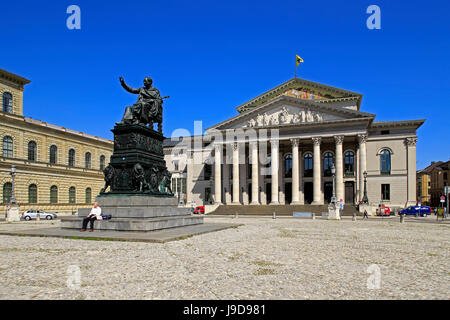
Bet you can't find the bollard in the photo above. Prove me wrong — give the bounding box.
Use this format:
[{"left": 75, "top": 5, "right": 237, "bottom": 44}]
[
  {"left": 312, "top": 213, "right": 315, "bottom": 220},
  {"left": 234, "top": 212, "right": 238, "bottom": 219},
  {"left": 400, "top": 214, "right": 405, "bottom": 224},
  {"left": 36, "top": 212, "right": 40, "bottom": 222},
  {"left": 272, "top": 211, "right": 276, "bottom": 219},
  {"left": 352, "top": 212, "right": 357, "bottom": 221}
]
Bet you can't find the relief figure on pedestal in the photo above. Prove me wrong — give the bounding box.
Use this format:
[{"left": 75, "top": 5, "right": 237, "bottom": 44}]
[{"left": 100, "top": 164, "right": 115, "bottom": 193}]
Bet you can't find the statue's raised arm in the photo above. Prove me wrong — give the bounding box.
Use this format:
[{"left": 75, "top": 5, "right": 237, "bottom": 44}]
[{"left": 119, "top": 76, "right": 140, "bottom": 94}]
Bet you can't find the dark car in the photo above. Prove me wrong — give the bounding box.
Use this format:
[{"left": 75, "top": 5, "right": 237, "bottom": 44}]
[{"left": 400, "top": 206, "right": 431, "bottom": 217}]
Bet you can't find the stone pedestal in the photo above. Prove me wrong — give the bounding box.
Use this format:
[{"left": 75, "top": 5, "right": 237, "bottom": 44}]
[
  {"left": 6, "top": 204, "right": 20, "bottom": 222},
  {"left": 61, "top": 195, "right": 203, "bottom": 231},
  {"left": 359, "top": 204, "right": 375, "bottom": 216},
  {"left": 61, "top": 121, "right": 204, "bottom": 232},
  {"left": 327, "top": 203, "right": 341, "bottom": 220}
]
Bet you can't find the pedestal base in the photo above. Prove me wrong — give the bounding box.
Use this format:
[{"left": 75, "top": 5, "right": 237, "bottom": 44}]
[
  {"left": 6, "top": 205, "right": 20, "bottom": 222},
  {"left": 61, "top": 194, "right": 203, "bottom": 232},
  {"left": 327, "top": 204, "right": 341, "bottom": 220}
]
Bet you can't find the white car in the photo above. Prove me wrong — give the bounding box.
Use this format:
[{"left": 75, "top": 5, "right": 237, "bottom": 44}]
[{"left": 22, "top": 210, "right": 57, "bottom": 221}]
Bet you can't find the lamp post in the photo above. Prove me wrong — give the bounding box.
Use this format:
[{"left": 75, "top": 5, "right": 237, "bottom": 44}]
[
  {"left": 362, "top": 171, "right": 369, "bottom": 204},
  {"left": 331, "top": 164, "right": 336, "bottom": 205},
  {"left": 10, "top": 166, "right": 17, "bottom": 205},
  {"left": 6, "top": 166, "right": 20, "bottom": 222}
]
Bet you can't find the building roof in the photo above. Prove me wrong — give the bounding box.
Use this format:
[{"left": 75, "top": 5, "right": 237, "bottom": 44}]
[
  {"left": 235, "top": 77, "right": 363, "bottom": 113},
  {"left": 0, "top": 68, "right": 31, "bottom": 86}
]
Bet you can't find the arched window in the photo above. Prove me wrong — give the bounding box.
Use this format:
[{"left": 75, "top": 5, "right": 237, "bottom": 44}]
[
  {"left": 85, "top": 187, "right": 92, "bottom": 204},
  {"left": 49, "top": 145, "right": 57, "bottom": 164},
  {"left": 85, "top": 152, "right": 91, "bottom": 169},
  {"left": 2, "top": 92, "right": 13, "bottom": 113},
  {"left": 68, "top": 149, "right": 75, "bottom": 167},
  {"left": 323, "top": 152, "right": 334, "bottom": 177},
  {"left": 380, "top": 149, "right": 391, "bottom": 174},
  {"left": 69, "top": 186, "right": 76, "bottom": 204},
  {"left": 3, "top": 182, "right": 12, "bottom": 204},
  {"left": 50, "top": 185, "right": 58, "bottom": 204},
  {"left": 2, "top": 136, "right": 13, "bottom": 158},
  {"left": 285, "top": 154, "right": 292, "bottom": 177},
  {"left": 99, "top": 155, "right": 105, "bottom": 170},
  {"left": 344, "top": 151, "right": 355, "bottom": 175},
  {"left": 304, "top": 153, "right": 313, "bottom": 177},
  {"left": 28, "top": 141, "right": 37, "bottom": 161},
  {"left": 28, "top": 184, "right": 38, "bottom": 203}
]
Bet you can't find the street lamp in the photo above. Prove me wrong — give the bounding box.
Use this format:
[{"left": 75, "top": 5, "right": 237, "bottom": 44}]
[
  {"left": 362, "top": 170, "right": 369, "bottom": 204},
  {"left": 10, "top": 166, "right": 17, "bottom": 205}
]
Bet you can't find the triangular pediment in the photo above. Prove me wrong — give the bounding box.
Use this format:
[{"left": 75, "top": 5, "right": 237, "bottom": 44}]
[
  {"left": 236, "top": 77, "right": 363, "bottom": 113},
  {"left": 207, "top": 95, "right": 374, "bottom": 131}
]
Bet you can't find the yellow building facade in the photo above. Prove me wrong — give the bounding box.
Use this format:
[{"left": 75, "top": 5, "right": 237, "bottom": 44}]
[{"left": 0, "top": 68, "right": 113, "bottom": 216}]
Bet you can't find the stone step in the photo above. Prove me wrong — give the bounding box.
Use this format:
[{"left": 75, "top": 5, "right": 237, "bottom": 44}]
[
  {"left": 61, "top": 215, "right": 204, "bottom": 232},
  {"left": 78, "top": 206, "right": 190, "bottom": 218},
  {"left": 211, "top": 205, "right": 358, "bottom": 216}
]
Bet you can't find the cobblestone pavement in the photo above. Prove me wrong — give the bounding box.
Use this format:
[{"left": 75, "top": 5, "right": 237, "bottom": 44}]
[{"left": 0, "top": 216, "right": 448, "bottom": 300}]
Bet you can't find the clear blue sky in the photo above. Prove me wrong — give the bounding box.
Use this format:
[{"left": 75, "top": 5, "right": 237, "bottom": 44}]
[{"left": 1, "top": 0, "right": 449, "bottom": 169}]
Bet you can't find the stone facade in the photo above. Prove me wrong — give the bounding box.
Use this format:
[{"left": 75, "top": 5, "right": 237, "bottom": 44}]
[{"left": 0, "top": 69, "right": 113, "bottom": 216}]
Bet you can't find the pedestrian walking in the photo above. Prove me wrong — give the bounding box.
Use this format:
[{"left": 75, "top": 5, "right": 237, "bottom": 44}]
[{"left": 363, "top": 209, "right": 369, "bottom": 219}]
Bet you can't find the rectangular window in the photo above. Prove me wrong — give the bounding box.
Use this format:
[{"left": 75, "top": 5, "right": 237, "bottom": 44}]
[{"left": 381, "top": 184, "right": 390, "bottom": 201}]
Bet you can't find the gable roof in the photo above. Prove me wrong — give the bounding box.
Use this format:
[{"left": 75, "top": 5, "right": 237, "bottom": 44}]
[
  {"left": 207, "top": 94, "right": 374, "bottom": 131},
  {"left": 236, "top": 77, "right": 363, "bottom": 113}
]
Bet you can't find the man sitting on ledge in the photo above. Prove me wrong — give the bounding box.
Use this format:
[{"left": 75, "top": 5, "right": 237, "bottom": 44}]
[{"left": 80, "top": 202, "right": 102, "bottom": 232}]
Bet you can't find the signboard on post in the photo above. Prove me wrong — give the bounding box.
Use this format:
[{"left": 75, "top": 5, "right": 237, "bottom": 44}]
[{"left": 440, "top": 196, "right": 445, "bottom": 203}]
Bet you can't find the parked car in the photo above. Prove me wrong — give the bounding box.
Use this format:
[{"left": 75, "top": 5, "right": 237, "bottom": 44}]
[
  {"left": 193, "top": 206, "right": 205, "bottom": 214},
  {"left": 376, "top": 205, "right": 391, "bottom": 216},
  {"left": 22, "top": 210, "right": 57, "bottom": 221},
  {"left": 399, "top": 206, "right": 431, "bottom": 217}
]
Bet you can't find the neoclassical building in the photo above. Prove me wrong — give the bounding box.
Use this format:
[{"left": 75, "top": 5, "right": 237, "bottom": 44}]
[
  {"left": 0, "top": 68, "right": 113, "bottom": 215},
  {"left": 166, "top": 78, "right": 424, "bottom": 211}
]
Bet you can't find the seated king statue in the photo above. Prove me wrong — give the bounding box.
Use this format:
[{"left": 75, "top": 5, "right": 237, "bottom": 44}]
[{"left": 118, "top": 76, "right": 169, "bottom": 133}]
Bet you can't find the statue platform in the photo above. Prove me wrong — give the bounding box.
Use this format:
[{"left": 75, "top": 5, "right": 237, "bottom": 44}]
[{"left": 61, "top": 195, "right": 203, "bottom": 232}]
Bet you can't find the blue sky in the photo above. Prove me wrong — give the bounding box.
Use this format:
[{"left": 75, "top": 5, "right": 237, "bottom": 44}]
[{"left": 1, "top": 0, "right": 449, "bottom": 169}]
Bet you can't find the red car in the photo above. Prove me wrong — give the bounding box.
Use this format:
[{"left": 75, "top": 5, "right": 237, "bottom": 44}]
[
  {"left": 193, "top": 206, "right": 205, "bottom": 214},
  {"left": 377, "top": 205, "right": 391, "bottom": 216}
]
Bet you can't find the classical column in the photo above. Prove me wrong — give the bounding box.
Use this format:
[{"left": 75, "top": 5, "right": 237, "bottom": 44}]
[
  {"left": 186, "top": 151, "right": 193, "bottom": 205},
  {"left": 335, "top": 136, "right": 344, "bottom": 203},
  {"left": 232, "top": 142, "right": 240, "bottom": 204},
  {"left": 405, "top": 137, "right": 417, "bottom": 206},
  {"left": 270, "top": 139, "right": 279, "bottom": 204},
  {"left": 214, "top": 144, "right": 222, "bottom": 204},
  {"left": 291, "top": 138, "right": 300, "bottom": 204},
  {"left": 312, "top": 137, "right": 322, "bottom": 205},
  {"left": 358, "top": 134, "right": 368, "bottom": 202},
  {"left": 250, "top": 141, "right": 260, "bottom": 204}
]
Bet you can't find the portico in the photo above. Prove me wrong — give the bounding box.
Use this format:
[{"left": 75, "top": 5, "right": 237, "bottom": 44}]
[{"left": 212, "top": 133, "right": 363, "bottom": 206}]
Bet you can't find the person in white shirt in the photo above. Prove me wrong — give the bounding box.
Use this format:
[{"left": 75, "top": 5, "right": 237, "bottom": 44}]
[{"left": 80, "top": 202, "right": 102, "bottom": 232}]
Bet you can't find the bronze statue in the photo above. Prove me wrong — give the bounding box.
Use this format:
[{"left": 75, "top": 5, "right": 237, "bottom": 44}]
[
  {"left": 100, "top": 164, "right": 115, "bottom": 193},
  {"left": 118, "top": 76, "right": 169, "bottom": 133},
  {"left": 133, "top": 163, "right": 150, "bottom": 192},
  {"left": 159, "top": 169, "right": 173, "bottom": 194}
]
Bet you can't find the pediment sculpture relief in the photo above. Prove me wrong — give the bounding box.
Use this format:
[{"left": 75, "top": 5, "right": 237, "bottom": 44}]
[{"left": 246, "top": 107, "right": 324, "bottom": 128}]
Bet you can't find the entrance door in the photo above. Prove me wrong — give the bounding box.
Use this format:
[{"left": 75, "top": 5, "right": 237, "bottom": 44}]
[
  {"left": 304, "top": 182, "right": 313, "bottom": 204},
  {"left": 248, "top": 183, "right": 252, "bottom": 203},
  {"left": 324, "top": 182, "right": 333, "bottom": 203},
  {"left": 285, "top": 183, "right": 292, "bottom": 204},
  {"left": 265, "top": 183, "right": 272, "bottom": 204},
  {"left": 345, "top": 182, "right": 355, "bottom": 204}
]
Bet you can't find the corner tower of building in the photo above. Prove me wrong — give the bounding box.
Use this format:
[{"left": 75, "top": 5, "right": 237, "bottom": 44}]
[{"left": 0, "top": 68, "right": 31, "bottom": 117}]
